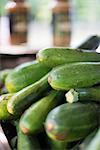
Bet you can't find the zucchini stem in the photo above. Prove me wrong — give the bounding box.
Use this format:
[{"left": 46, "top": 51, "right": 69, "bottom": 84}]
[{"left": 65, "top": 89, "right": 79, "bottom": 103}]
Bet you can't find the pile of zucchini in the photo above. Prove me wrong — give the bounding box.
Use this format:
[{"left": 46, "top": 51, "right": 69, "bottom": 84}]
[{"left": 0, "top": 38, "right": 100, "bottom": 150}]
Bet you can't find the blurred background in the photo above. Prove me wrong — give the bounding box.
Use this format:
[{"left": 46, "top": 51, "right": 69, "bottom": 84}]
[
  {"left": 0, "top": 0, "right": 53, "bottom": 52},
  {"left": 0, "top": 0, "right": 100, "bottom": 68}
]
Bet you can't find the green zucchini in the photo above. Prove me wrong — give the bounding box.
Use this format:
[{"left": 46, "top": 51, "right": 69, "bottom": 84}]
[
  {"left": 0, "top": 94, "right": 14, "bottom": 120},
  {"left": 7, "top": 73, "right": 50, "bottom": 116},
  {"left": 45, "top": 102, "right": 99, "bottom": 142},
  {"left": 48, "top": 62, "right": 100, "bottom": 90},
  {"left": 77, "top": 35, "right": 100, "bottom": 50},
  {"left": 65, "top": 86, "right": 100, "bottom": 103},
  {"left": 50, "top": 138, "right": 81, "bottom": 150},
  {"left": 17, "top": 125, "right": 41, "bottom": 150},
  {"left": 20, "top": 90, "right": 64, "bottom": 135},
  {"left": 49, "top": 137, "right": 80, "bottom": 150},
  {"left": 0, "top": 69, "right": 12, "bottom": 84},
  {"left": 50, "top": 139, "right": 68, "bottom": 150},
  {"left": 84, "top": 128, "right": 100, "bottom": 150},
  {"left": 5, "top": 60, "right": 51, "bottom": 93},
  {"left": 37, "top": 47, "right": 100, "bottom": 67}
]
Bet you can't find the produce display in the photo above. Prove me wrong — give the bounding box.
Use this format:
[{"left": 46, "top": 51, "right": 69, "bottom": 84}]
[
  {"left": 5, "top": 61, "right": 51, "bottom": 93},
  {"left": 0, "top": 45, "right": 100, "bottom": 150},
  {"left": 37, "top": 48, "right": 100, "bottom": 67},
  {"left": 45, "top": 102, "right": 99, "bottom": 142}
]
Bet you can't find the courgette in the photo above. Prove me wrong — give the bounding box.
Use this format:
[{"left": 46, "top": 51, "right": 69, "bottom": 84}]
[
  {"left": 17, "top": 125, "right": 41, "bottom": 150},
  {"left": 0, "top": 69, "right": 12, "bottom": 85},
  {"left": 5, "top": 60, "right": 51, "bottom": 93},
  {"left": 65, "top": 86, "right": 100, "bottom": 103},
  {"left": 0, "top": 94, "right": 14, "bottom": 120},
  {"left": 20, "top": 90, "right": 64, "bottom": 135},
  {"left": 7, "top": 73, "right": 50, "bottom": 116},
  {"left": 45, "top": 102, "right": 99, "bottom": 142},
  {"left": 50, "top": 139, "right": 68, "bottom": 150},
  {"left": 50, "top": 138, "right": 79, "bottom": 150},
  {"left": 37, "top": 48, "right": 100, "bottom": 67},
  {"left": 48, "top": 62, "right": 100, "bottom": 90},
  {"left": 77, "top": 35, "right": 100, "bottom": 50}
]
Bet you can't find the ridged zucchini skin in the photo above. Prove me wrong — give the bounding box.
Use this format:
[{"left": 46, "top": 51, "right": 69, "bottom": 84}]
[
  {"left": 20, "top": 90, "right": 64, "bottom": 135},
  {"left": 45, "top": 102, "right": 99, "bottom": 142},
  {"left": 5, "top": 61, "right": 51, "bottom": 93},
  {"left": 48, "top": 62, "right": 100, "bottom": 90},
  {"left": 37, "top": 48, "right": 100, "bottom": 67},
  {"left": 17, "top": 125, "right": 41, "bottom": 150},
  {"left": 7, "top": 73, "right": 50, "bottom": 116},
  {"left": 66, "top": 86, "right": 100, "bottom": 103},
  {"left": 50, "top": 137, "right": 79, "bottom": 150},
  {"left": 0, "top": 94, "right": 14, "bottom": 120},
  {"left": 76, "top": 86, "right": 100, "bottom": 102}
]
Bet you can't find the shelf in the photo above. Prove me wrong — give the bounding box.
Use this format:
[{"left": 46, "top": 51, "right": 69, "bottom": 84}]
[{"left": 0, "top": 17, "right": 53, "bottom": 54}]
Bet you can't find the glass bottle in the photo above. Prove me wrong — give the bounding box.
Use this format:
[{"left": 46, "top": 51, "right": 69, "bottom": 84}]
[
  {"left": 52, "top": 0, "right": 72, "bottom": 47},
  {"left": 5, "top": 0, "right": 30, "bottom": 45}
]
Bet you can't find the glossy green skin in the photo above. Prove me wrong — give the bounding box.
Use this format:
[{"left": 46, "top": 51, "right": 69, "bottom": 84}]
[
  {"left": 20, "top": 90, "right": 64, "bottom": 134},
  {"left": 0, "top": 69, "right": 12, "bottom": 84},
  {"left": 50, "top": 139, "right": 67, "bottom": 150},
  {"left": 37, "top": 48, "right": 100, "bottom": 67},
  {"left": 50, "top": 140, "right": 80, "bottom": 150},
  {"left": 48, "top": 62, "right": 100, "bottom": 90},
  {"left": 45, "top": 102, "right": 99, "bottom": 142},
  {"left": 17, "top": 125, "right": 41, "bottom": 150},
  {"left": 7, "top": 73, "right": 50, "bottom": 116},
  {"left": 76, "top": 86, "right": 100, "bottom": 102},
  {"left": 5, "top": 60, "right": 51, "bottom": 93},
  {"left": 0, "top": 94, "right": 14, "bottom": 120}
]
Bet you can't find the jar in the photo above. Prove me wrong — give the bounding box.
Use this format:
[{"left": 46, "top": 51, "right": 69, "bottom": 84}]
[
  {"left": 5, "top": 0, "right": 30, "bottom": 45},
  {"left": 52, "top": 0, "right": 72, "bottom": 47}
]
